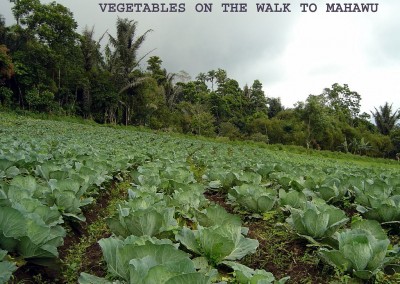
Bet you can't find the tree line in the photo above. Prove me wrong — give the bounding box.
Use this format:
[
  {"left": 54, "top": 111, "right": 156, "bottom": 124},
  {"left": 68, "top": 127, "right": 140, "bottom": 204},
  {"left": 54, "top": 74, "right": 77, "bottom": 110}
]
[{"left": 0, "top": 0, "right": 399, "bottom": 158}]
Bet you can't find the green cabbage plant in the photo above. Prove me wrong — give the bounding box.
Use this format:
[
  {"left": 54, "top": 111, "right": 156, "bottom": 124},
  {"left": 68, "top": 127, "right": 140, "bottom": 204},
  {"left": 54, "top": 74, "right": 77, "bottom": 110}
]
[
  {"left": 0, "top": 206, "right": 65, "bottom": 266},
  {"left": 286, "top": 201, "right": 348, "bottom": 242},
  {"left": 222, "top": 261, "right": 290, "bottom": 284},
  {"left": 279, "top": 189, "right": 307, "bottom": 210},
  {"left": 0, "top": 249, "right": 17, "bottom": 283},
  {"left": 319, "top": 219, "right": 390, "bottom": 280},
  {"left": 229, "top": 184, "right": 277, "bottom": 214},
  {"left": 176, "top": 224, "right": 259, "bottom": 266},
  {"left": 356, "top": 195, "right": 400, "bottom": 224},
  {"left": 79, "top": 236, "right": 216, "bottom": 284},
  {"left": 106, "top": 202, "right": 178, "bottom": 237}
]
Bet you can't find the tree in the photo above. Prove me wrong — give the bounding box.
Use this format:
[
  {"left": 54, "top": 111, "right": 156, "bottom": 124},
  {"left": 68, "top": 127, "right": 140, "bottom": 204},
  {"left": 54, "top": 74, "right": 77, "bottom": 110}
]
[
  {"left": 0, "top": 14, "right": 6, "bottom": 44},
  {"left": 321, "top": 83, "right": 361, "bottom": 125},
  {"left": 266, "top": 97, "right": 284, "bottom": 118},
  {"left": 147, "top": 56, "right": 166, "bottom": 85},
  {"left": 371, "top": 102, "right": 399, "bottom": 135},
  {"left": 207, "top": 70, "right": 216, "bottom": 91},
  {"left": 175, "top": 80, "right": 208, "bottom": 104},
  {"left": 10, "top": 0, "right": 82, "bottom": 110},
  {"left": 81, "top": 27, "right": 103, "bottom": 73},
  {"left": 0, "top": 45, "right": 14, "bottom": 81},
  {"left": 79, "top": 26, "right": 104, "bottom": 118},
  {"left": 107, "top": 18, "right": 152, "bottom": 125},
  {"left": 247, "top": 80, "right": 268, "bottom": 114},
  {"left": 297, "top": 95, "right": 330, "bottom": 149},
  {"left": 215, "top": 68, "right": 227, "bottom": 87},
  {"left": 195, "top": 72, "right": 207, "bottom": 85},
  {"left": 163, "top": 72, "right": 182, "bottom": 111},
  {"left": 12, "top": 0, "right": 78, "bottom": 49}
]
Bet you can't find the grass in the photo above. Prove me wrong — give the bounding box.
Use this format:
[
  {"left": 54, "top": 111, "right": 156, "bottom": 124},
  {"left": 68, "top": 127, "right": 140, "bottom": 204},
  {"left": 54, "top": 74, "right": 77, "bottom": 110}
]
[{"left": 241, "top": 210, "right": 332, "bottom": 283}]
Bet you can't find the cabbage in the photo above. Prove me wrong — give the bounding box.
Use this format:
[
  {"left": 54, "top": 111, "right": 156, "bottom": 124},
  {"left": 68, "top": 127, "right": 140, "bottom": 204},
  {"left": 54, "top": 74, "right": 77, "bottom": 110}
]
[
  {"left": 319, "top": 219, "right": 390, "bottom": 280},
  {"left": 229, "top": 184, "right": 277, "bottom": 214},
  {"left": 286, "top": 201, "right": 348, "bottom": 242},
  {"left": 176, "top": 224, "right": 258, "bottom": 265},
  {"left": 0, "top": 249, "right": 17, "bottom": 283},
  {"left": 79, "top": 236, "right": 215, "bottom": 284}
]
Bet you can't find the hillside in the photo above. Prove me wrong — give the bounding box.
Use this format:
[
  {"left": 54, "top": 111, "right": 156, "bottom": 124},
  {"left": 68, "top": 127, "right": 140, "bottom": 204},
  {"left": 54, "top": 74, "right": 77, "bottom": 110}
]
[{"left": 0, "top": 112, "right": 399, "bottom": 283}]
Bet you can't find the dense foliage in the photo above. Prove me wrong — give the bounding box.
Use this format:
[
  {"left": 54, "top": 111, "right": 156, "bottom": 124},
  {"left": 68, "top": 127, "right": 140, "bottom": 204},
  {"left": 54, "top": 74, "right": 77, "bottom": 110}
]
[{"left": 0, "top": 1, "right": 399, "bottom": 159}]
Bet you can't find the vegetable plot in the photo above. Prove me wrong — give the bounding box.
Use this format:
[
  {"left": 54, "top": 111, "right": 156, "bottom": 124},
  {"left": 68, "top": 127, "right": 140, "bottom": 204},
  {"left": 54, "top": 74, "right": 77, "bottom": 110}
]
[{"left": 0, "top": 113, "right": 399, "bottom": 283}]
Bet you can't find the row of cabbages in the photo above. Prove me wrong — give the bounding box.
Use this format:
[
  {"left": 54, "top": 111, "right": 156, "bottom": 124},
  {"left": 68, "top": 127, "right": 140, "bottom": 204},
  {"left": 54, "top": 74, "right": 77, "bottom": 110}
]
[
  {"left": 79, "top": 159, "right": 290, "bottom": 284},
  {"left": 0, "top": 137, "right": 136, "bottom": 283},
  {"left": 202, "top": 162, "right": 400, "bottom": 281}
]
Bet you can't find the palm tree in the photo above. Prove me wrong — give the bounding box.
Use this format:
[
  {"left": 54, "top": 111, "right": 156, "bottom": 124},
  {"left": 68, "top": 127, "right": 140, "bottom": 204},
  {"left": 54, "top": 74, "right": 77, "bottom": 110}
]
[
  {"left": 163, "top": 73, "right": 180, "bottom": 110},
  {"left": 371, "top": 102, "right": 399, "bottom": 135},
  {"left": 79, "top": 26, "right": 105, "bottom": 118},
  {"left": 207, "top": 70, "right": 216, "bottom": 91},
  {"left": 108, "top": 18, "right": 152, "bottom": 125},
  {"left": 196, "top": 72, "right": 207, "bottom": 84}
]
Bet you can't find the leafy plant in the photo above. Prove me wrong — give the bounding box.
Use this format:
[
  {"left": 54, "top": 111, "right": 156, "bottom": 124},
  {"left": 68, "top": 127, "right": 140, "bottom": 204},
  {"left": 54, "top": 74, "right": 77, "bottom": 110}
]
[
  {"left": 229, "top": 184, "right": 277, "bottom": 214},
  {"left": 311, "top": 177, "right": 349, "bottom": 203},
  {"left": 176, "top": 224, "right": 259, "bottom": 266},
  {"left": 0, "top": 249, "right": 17, "bottom": 284},
  {"left": 319, "top": 219, "right": 390, "bottom": 280},
  {"left": 286, "top": 201, "right": 348, "bottom": 242},
  {"left": 223, "top": 261, "right": 290, "bottom": 284},
  {"left": 106, "top": 201, "right": 178, "bottom": 238},
  {"left": 79, "top": 236, "right": 215, "bottom": 284},
  {"left": 357, "top": 195, "right": 400, "bottom": 224},
  {"left": 48, "top": 178, "right": 93, "bottom": 221},
  {"left": 194, "top": 204, "right": 242, "bottom": 228},
  {"left": 353, "top": 179, "right": 400, "bottom": 223},
  {"left": 279, "top": 189, "right": 307, "bottom": 210},
  {"left": 168, "top": 183, "right": 209, "bottom": 218},
  {"left": 0, "top": 206, "right": 65, "bottom": 266}
]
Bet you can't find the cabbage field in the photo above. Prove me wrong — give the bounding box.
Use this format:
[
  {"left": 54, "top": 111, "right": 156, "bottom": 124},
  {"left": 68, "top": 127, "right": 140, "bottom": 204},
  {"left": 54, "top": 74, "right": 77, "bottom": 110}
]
[{"left": 0, "top": 112, "right": 399, "bottom": 284}]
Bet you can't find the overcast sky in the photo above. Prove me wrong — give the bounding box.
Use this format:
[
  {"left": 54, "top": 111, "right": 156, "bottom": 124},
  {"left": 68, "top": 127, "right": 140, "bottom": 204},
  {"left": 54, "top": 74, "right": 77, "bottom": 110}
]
[{"left": 1, "top": 0, "right": 399, "bottom": 114}]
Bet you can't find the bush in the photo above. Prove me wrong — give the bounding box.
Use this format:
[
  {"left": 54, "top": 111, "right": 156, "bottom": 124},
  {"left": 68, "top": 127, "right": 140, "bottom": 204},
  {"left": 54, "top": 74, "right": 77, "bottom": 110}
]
[
  {"left": 249, "top": 132, "right": 269, "bottom": 144},
  {"left": 0, "top": 86, "right": 13, "bottom": 107},
  {"left": 219, "top": 122, "right": 241, "bottom": 140},
  {"left": 25, "top": 88, "right": 55, "bottom": 113}
]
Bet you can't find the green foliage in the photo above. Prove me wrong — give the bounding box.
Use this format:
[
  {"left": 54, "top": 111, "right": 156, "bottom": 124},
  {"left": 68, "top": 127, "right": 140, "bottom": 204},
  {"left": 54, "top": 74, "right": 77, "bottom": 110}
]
[
  {"left": 229, "top": 184, "right": 278, "bottom": 214},
  {"left": 286, "top": 201, "right": 349, "bottom": 242},
  {"left": 0, "top": 45, "right": 14, "bottom": 81},
  {"left": 354, "top": 179, "right": 400, "bottom": 223},
  {"left": 80, "top": 236, "right": 215, "bottom": 284},
  {"left": 372, "top": 102, "right": 399, "bottom": 135},
  {"left": 0, "top": 86, "right": 12, "bottom": 107},
  {"left": 222, "top": 261, "right": 290, "bottom": 284},
  {"left": 1, "top": 112, "right": 400, "bottom": 282},
  {"left": 106, "top": 201, "right": 178, "bottom": 238},
  {"left": 218, "top": 121, "right": 241, "bottom": 140},
  {"left": 0, "top": 0, "right": 398, "bottom": 158},
  {"left": 0, "top": 206, "right": 66, "bottom": 265},
  {"left": 176, "top": 224, "right": 259, "bottom": 265},
  {"left": 249, "top": 132, "right": 269, "bottom": 144},
  {"left": 319, "top": 220, "right": 390, "bottom": 280},
  {"left": 0, "top": 249, "right": 17, "bottom": 284},
  {"left": 190, "top": 105, "right": 216, "bottom": 137},
  {"left": 322, "top": 83, "right": 361, "bottom": 124}
]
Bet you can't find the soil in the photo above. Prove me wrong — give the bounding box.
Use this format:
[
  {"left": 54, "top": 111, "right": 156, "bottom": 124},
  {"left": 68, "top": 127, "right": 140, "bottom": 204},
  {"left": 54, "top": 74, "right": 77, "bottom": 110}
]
[
  {"left": 80, "top": 242, "right": 108, "bottom": 278},
  {"left": 203, "top": 190, "right": 234, "bottom": 213},
  {"left": 244, "top": 219, "right": 330, "bottom": 284}
]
